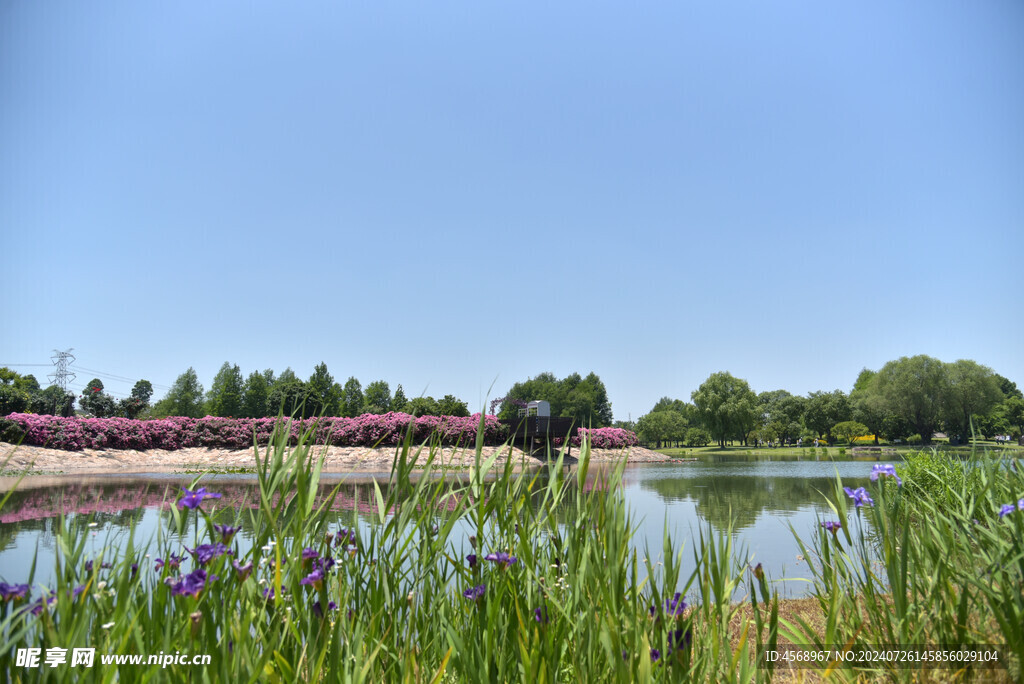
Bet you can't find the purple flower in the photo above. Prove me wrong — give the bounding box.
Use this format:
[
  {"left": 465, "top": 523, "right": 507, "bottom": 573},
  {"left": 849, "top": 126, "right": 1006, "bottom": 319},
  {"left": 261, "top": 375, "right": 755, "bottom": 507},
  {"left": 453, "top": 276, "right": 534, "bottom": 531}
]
[
  {"left": 534, "top": 606, "right": 549, "bottom": 623},
  {"left": 466, "top": 554, "right": 477, "bottom": 569},
  {"left": 999, "top": 503, "right": 1016, "bottom": 518},
  {"left": 650, "top": 648, "right": 661, "bottom": 663},
  {"left": 232, "top": 560, "right": 253, "bottom": 581},
  {"left": 178, "top": 487, "right": 222, "bottom": 510},
  {"left": 870, "top": 464, "right": 902, "bottom": 486},
  {"left": 300, "top": 568, "right": 325, "bottom": 591},
  {"left": 463, "top": 584, "right": 486, "bottom": 601},
  {"left": 262, "top": 586, "right": 286, "bottom": 600},
  {"left": 155, "top": 554, "right": 182, "bottom": 572},
  {"left": 667, "top": 628, "right": 692, "bottom": 653},
  {"left": 664, "top": 592, "right": 686, "bottom": 617},
  {"left": 483, "top": 552, "right": 518, "bottom": 566},
  {"left": 302, "top": 547, "right": 320, "bottom": 561},
  {"left": 312, "top": 600, "right": 338, "bottom": 618},
  {"left": 70, "top": 584, "right": 86, "bottom": 600},
  {"left": 821, "top": 521, "right": 842, "bottom": 535},
  {"left": 30, "top": 595, "right": 56, "bottom": 616},
  {"left": 0, "top": 583, "right": 30, "bottom": 603},
  {"left": 213, "top": 524, "right": 239, "bottom": 543},
  {"left": 844, "top": 486, "right": 874, "bottom": 508},
  {"left": 185, "top": 543, "right": 231, "bottom": 566},
  {"left": 169, "top": 569, "right": 216, "bottom": 599}
]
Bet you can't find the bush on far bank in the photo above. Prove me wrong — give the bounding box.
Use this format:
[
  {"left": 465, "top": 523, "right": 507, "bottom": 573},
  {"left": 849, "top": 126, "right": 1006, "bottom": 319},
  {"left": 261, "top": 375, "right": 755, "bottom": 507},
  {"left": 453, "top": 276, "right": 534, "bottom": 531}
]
[{"left": 1, "top": 413, "right": 640, "bottom": 452}]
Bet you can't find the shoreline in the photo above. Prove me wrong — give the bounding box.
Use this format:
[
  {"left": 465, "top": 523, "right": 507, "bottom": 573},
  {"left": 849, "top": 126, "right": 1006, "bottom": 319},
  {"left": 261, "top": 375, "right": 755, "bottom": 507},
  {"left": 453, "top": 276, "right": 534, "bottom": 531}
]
[{"left": 0, "top": 441, "right": 672, "bottom": 480}]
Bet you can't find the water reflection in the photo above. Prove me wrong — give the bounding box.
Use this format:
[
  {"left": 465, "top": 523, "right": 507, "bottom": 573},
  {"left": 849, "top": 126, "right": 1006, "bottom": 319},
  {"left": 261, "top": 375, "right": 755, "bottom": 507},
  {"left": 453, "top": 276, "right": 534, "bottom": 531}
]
[{"left": 0, "top": 461, "right": 879, "bottom": 597}]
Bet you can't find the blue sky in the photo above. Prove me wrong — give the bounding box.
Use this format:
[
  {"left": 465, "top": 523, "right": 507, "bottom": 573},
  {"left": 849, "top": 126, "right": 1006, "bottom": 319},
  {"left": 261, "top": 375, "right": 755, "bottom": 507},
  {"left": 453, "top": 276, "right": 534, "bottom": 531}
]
[{"left": 2, "top": 0, "right": 1022, "bottom": 420}]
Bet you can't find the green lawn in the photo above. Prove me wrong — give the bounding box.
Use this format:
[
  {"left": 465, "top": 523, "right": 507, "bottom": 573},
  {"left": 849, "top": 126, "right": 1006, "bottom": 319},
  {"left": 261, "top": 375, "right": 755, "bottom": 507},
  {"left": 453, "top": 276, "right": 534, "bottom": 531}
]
[{"left": 655, "top": 441, "right": 1024, "bottom": 460}]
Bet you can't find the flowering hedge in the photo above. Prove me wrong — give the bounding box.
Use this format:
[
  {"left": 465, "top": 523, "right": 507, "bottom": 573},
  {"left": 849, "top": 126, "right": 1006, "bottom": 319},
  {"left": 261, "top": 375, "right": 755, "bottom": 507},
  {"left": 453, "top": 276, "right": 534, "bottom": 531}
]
[
  {"left": 550, "top": 427, "right": 640, "bottom": 449},
  {"left": 2, "top": 413, "right": 510, "bottom": 451}
]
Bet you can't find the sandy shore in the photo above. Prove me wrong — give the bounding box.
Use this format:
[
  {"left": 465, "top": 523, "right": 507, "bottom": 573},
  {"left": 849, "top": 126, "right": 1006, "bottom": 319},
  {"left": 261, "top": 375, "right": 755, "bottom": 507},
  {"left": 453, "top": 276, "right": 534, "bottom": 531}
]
[{"left": 0, "top": 441, "right": 670, "bottom": 477}]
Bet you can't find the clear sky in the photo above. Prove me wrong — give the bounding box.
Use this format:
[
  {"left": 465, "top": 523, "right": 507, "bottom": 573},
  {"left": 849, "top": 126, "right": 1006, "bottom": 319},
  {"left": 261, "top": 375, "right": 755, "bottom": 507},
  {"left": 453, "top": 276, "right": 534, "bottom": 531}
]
[{"left": 2, "top": 0, "right": 1022, "bottom": 420}]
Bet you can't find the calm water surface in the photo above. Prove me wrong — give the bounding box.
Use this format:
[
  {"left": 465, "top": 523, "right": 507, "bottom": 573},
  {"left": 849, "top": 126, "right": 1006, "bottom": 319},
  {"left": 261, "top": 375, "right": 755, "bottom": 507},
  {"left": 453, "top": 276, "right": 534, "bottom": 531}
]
[{"left": 0, "top": 459, "right": 879, "bottom": 597}]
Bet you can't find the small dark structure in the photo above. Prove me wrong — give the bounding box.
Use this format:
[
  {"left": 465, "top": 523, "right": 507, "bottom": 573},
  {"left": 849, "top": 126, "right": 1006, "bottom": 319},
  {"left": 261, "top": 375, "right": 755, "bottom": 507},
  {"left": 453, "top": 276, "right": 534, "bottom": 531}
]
[{"left": 498, "top": 401, "right": 576, "bottom": 460}]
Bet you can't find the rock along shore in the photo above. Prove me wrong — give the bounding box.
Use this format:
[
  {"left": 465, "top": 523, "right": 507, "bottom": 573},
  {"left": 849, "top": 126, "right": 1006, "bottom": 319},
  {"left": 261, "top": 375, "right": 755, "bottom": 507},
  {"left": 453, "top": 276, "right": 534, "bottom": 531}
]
[{"left": 0, "top": 441, "right": 670, "bottom": 477}]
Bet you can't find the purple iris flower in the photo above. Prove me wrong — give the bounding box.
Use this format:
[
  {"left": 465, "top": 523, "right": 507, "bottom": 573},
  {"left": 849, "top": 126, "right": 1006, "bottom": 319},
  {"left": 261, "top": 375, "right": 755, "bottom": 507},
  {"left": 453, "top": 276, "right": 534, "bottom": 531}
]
[
  {"left": 650, "top": 649, "right": 661, "bottom": 663},
  {"left": 30, "top": 595, "right": 56, "bottom": 616},
  {"left": 463, "top": 584, "right": 486, "bottom": 601},
  {"left": 821, "top": 521, "right": 842, "bottom": 535},
  {"left": 999, "top": 503, "right": 1016, "bottom": 518},
  {"left": 155, "top": 554, "right": 182, "bottom": 571},
  {"left": 70, "top": 584, "right": 86, "bottom": 600},
  {"left": 466, "top": 554, "right": 477, "bottom": 569},
  {"left": 262, "top": 586, "right": 286, "bottom": 600},
  {"left": 169, "top": 569, "right": 216, "bottom": 599},
  {"left": 0, "top": 583, "right": 30, "bottom": 603},
  {"left": 870, "top": 464, "right": 902, "bottom": 486},
  {"left": 178, "top": 487, "right": 222, "bottom": 510},
  {"left": 232, "top": 560, "right": 253, "bottom": 581},
  {"left": 483, "top": 552, "right": 518, "bottom": 566},
  {"left": 534, "top": 606, "right": 549, "bottom": 623},
  {"left": 213, "top": 524, "right": 239, "bottom": 543},
  {"left": 664, "top": 592, "right": 686, "bottom": 617},
  {"left": 667, "top": 628, "right": 692, "bottom": 654},
  {"left": 336, "top": 528, "right": 356, "bottom": 546},
  {"left": 311, "top": 600, "right": 339, "bottom": 619},
  {"left": 843, "top": 486, "right": 874, "bottom": 508},
  {"left": 300, "top": 568, "right": 325, "bottom": 591},
  {"left": 185, "top": 543, "right": 231, "bottom": 566}
]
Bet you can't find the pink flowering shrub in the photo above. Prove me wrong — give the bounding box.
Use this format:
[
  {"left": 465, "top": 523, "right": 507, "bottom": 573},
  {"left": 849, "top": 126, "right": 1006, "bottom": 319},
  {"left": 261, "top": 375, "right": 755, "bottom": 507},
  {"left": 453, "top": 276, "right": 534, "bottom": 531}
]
[
  {"left": 2, "top": 412, "right": 509, "bottom": 452},
  {"left": 572, "top": 427, "right": 639, "bottom": 449}
]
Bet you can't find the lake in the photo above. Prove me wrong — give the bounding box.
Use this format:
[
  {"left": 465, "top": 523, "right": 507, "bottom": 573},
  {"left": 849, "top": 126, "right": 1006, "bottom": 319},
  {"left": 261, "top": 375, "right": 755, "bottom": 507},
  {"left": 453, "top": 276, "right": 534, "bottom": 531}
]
[{"left": 0, "top": 459, "right": 878, "bottom": 598}]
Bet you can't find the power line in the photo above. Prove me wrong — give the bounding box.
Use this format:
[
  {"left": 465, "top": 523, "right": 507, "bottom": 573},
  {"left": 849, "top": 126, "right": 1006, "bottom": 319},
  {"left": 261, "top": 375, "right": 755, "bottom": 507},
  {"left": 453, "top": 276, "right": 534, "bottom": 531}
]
[{"left": 73, "top": 365, "right": 171, "bottom": 391}]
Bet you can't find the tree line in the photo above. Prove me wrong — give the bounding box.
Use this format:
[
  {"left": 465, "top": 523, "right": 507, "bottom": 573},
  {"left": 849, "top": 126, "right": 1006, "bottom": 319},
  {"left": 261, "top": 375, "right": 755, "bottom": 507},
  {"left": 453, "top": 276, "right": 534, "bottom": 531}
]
[{"left": 633, "top": 355, "right": 1023, "bottom": 448}]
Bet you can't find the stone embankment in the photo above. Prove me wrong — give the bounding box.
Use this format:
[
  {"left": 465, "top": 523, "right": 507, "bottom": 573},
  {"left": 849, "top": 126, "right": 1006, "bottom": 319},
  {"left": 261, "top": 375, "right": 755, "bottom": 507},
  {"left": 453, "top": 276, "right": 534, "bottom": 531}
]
[{"left": 0, "top": 441, "right": 670, "bottom": 476}]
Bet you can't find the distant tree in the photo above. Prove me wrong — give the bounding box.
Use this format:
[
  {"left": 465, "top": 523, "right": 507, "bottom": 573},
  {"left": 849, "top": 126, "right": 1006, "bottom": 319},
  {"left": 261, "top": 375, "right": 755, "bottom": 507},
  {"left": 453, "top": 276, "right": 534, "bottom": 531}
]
[
  {"left": 691, "top": 371, "right": 758, "bottom": 448},
  {"left": 153, "top": 368, "right": 205, "bottom": 418},
  {"left": 803, "top": 390, "right": 852, "bottom": 443},
  {"left": 30, "top": 385, "right": 75, "bottom": 416},
  {"left": 993, "top": 374, "right": 1023, "bottom": 400},
  {"left": 1002, "top": 396, "right": 1024, "bottom": 437},
  {"left": 306, "top": 362, "right": 340, "bottom": 417},
  {"left": 206, "top": 363, "right": 245, "bottom": 417},
  {"left": 339, "top": 377, "right": 364, "bottom": 418},
  {"left": 391, "top": 384, "right": 409, "bottom": 413},
  {"left": 406, "top": 396, "right": 439, "bottom": 417},
  {"left": 832, "top": 420, "right": 870, "bottom": 445},
  {"left": 685, "top": 427, "right": 711, "bottom": 447},
  {"left": 758, "top": 390, "right": 806, "bottom": 445},
  {"left": 80, "top": 378, "right": 116, "bottom": 417},
  {"left": 874, "top": 355, "right": 948, "bottom": 445},
  {"left": 269, "top": 368, "right": 307, "bottom": 417},
  {"left": 131, "top": 380, "right": 154, "bottom": 404},
  {"left": 498, "top": 371, "right": 613, "bottom": 427},
  {"left": 242, "top": 369, "right": 274, "bottom": 418},
  {"left": 436, "top": 394, "right": 470, "bottom": 417},
  {"left": 363, "top": 380, "right": 391, "bottom": 415},
  {"left": 636, "top": 410, "right": 686, "bottom": 449},
  {"left": 943, "top": 359, "right": 1003, "bottom": 442}
]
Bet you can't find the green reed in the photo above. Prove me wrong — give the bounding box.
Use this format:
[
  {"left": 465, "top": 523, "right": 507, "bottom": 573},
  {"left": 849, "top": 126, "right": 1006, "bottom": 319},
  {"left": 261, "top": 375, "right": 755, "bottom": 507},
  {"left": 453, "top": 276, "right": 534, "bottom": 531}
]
[{"left": 1, "top": 418, "right": 1021, "bottom": 682}]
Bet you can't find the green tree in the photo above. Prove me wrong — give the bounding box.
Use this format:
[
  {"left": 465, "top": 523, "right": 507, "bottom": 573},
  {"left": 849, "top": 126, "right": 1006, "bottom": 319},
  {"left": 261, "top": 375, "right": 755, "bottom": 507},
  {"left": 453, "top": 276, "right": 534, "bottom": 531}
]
[
  {"left": 758, "top": 390, "right": 806, "bottom": 445},
  {"left": 636, "top": 410, "right": 686, "bottom": 449},
  {"left": 498, "top": 371, "right": 613, "bottom": 427},
  {"left": 242, "top": 370, "right": 274, "bottom": 418},
  {"left": 340, "top": 377, "right": 364, "bottom": 418},
  {"left": 391, "top": 384, "right": 409, "bottom": 413},
  {"left": 406, "top": 396, "right": 439, "bottom": 417},
  {"left": 269, "top": 368, "right": 307, "bottom": 417},
  {"left": 832, "top": 420, "right": 870, "bottom": 445},
  {"left": 206, "top": 362, "right": 245, "bottom": 417},
  {"left": 153, "top": 368, "right": 206, "bottom": 418},
  {"left": 306, "top": 363, "right": 340, "bottom": 417},
  {"left": 1001, "top": 396, "right": 1024, "bottom": 437},
  {"left": 874, "top": 355, "right": 948, "bottom": 445},
  {"left": 691, "top": 371, "right": 758, "bottom": 448},
  {"left": 942, "top": 359, "right": 1003, "bottom": 442},
  {"left": 803, "top": 390, "right": 852, "bottom": 443},
  {"left": 363, "top": 380, "right": 392, "bottom": 415},
  {"left": 131, "top": 380, "right": 154, "bottom": 404},
  {"left": 436, "top": 394, "right": 470, "bottom": 417},
  {"left": 80, "top": 378, "right": 117, "bottom": 417},
  {"left": 0, "top": 368, "right": 30, "bottom": 414}
]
